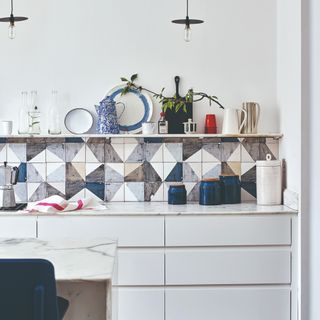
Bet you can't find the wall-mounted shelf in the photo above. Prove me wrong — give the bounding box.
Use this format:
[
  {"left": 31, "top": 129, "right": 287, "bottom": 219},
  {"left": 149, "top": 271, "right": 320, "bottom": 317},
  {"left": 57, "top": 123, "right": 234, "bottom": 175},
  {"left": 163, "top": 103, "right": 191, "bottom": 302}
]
[{"left": 0, "top": 133, "right": 283, "bottom": 139}]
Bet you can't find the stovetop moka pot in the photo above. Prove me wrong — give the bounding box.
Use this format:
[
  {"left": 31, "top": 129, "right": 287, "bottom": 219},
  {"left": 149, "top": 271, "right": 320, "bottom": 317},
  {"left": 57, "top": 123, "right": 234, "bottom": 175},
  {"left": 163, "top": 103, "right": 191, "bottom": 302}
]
[{"left": 0, "top": 162, "right": 19, "bottom": 208}]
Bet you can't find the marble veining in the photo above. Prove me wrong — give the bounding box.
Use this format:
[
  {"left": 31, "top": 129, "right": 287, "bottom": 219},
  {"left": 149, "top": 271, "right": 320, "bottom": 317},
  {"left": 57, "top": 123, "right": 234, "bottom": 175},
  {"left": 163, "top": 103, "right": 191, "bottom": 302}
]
[
  {"left": 9, "top": 202, "right": 298, "bottom": 216},
  {"left": 0, "top": 237, "right": 116, "bottom": 281}
]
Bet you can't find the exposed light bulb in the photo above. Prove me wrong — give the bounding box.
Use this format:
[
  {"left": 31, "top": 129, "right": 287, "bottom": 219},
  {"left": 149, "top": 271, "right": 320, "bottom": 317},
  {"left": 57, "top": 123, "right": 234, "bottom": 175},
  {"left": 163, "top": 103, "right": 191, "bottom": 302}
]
[
  {"left": 8, "top": 23, "right": 15, "bottom": 39},
  {"left": 184, "top": 25, "right": 191, "bottom": 42}
]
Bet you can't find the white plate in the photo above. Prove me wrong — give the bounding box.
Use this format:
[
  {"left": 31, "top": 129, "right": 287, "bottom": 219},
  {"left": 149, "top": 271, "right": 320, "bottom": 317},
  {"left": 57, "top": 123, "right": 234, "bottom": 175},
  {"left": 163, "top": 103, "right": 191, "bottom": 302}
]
[
  {"left": 64, "top": 108, "right": 94, "bottom": 134},
  {"left": 107, "top": 85, "right": 153, "bottom": 133}
]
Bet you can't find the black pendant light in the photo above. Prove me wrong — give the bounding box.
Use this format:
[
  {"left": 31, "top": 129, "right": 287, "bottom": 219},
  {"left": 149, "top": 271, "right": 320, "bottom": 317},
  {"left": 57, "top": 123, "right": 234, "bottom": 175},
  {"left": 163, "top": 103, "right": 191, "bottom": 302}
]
[
  {"left": 0, "top": 0, "right": 28, "bottom": 39},
  {"left": 172, "top": 0, "right": 204, "bottom": 42}
]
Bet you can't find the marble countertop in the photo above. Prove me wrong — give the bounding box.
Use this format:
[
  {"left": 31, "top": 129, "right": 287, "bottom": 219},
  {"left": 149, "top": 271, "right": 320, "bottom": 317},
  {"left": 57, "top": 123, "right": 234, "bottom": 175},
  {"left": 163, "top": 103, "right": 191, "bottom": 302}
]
[
  {"left": 0, "top": 237, "right": 116, "bottom": 281},
  {"left": 2, "top": 202, "right": 298, "bottom": 216}
]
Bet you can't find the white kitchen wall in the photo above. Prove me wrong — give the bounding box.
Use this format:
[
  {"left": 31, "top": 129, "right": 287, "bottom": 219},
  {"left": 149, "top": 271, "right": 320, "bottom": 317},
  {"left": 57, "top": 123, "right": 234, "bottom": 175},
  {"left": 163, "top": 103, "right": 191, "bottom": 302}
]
[
  {"left": 0, "top": 0, "right": 277, "bottom": 134},
  {"left": 277, "top": 0, "right": 301, "bottom": 195}
]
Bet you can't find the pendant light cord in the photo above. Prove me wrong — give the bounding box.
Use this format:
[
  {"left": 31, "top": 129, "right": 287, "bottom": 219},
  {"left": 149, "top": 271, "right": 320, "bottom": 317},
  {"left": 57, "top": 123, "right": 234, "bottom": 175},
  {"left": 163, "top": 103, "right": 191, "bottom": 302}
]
[
  {"left": 10, "top": 0, "right": 13, "bottom": 15},
  {"left": 186, "top": 0, "right": 189, "bottom": 17}
]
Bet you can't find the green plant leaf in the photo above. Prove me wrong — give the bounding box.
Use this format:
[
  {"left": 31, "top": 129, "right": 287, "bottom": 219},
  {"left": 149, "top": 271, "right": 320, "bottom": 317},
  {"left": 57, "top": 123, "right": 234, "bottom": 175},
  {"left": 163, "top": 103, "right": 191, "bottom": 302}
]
[
  {"left": 120, "top": 77, "right": 128, "bottom": 82},
  {"left": 131, "top": 74, "right": 138, "bottom": 82}
]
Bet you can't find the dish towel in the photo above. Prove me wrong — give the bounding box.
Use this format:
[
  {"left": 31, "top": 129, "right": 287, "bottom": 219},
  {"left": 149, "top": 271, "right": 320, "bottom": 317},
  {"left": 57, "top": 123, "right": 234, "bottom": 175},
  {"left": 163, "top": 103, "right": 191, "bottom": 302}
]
[{"left": 25, "top": 195, "right": 98, "bottom": 213}]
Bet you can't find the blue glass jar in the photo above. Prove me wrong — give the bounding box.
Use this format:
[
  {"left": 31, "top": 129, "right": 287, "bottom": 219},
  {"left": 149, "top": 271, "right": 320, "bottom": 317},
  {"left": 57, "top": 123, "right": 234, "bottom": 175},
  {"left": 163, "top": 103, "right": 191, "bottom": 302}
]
[
  {"left": 199, "top": 179, "right": 222, "bottom": 205},
  {"left": 220, "top": 175, "right": 241, "bottom": 204},
  {"left": 168, "top": 184, "right": 187, "bottom": 205}
]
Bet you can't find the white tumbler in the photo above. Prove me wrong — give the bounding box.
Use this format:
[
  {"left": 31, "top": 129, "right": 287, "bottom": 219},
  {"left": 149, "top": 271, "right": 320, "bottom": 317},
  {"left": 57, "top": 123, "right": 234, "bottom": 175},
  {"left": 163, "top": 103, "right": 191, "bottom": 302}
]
[{"left": 256, "top": 154, "right": 282, "bottom": 205}]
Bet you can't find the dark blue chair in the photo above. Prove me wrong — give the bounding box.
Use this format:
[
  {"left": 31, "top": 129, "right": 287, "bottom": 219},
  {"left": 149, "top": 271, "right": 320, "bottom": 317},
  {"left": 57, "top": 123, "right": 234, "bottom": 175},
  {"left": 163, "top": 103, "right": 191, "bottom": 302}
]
[{"left": 0, "top": 259, "right": 69, "bottom": 320}]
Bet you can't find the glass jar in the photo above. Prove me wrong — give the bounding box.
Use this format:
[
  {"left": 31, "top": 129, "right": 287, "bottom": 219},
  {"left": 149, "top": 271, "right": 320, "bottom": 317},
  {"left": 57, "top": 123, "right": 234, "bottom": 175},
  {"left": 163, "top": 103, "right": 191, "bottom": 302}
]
[
  {"left": 28, "top": 91, "right": 41, "bottom": 134},
  {"left": 48, "top": 90, "right": 61, "bottom": 134},
  {"left": 18, "top": 91, "right": 29, "bottom": 134}
]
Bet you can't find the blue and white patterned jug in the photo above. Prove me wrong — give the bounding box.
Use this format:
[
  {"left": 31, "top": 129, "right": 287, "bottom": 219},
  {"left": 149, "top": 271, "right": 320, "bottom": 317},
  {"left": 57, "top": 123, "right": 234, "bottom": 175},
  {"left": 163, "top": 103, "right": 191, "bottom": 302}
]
[{"left": 95, "top": 96, "right": 125, "bottom": 134}]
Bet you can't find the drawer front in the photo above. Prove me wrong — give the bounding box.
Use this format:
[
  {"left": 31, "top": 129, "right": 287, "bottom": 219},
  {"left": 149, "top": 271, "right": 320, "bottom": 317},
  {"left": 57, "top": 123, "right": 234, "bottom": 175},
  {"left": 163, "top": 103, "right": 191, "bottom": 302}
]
[
  {"left": 37, "top": 216, "right": 164, "bottom": 247},
  {"left": 0, "top": 217, "right": 37, "bottom": 237},
  {"left": 113, "top": 288, "right": 164, "bottom": 320},
  {"left": 166, "top": 249, "right": 291, "bottom": 285},
  {"left": 114, "top": 249, "right": 164, "bottom": 286},
  {"left": 166, "top": 216, "right": 291, "bottom": 246},
  {"left": 166, "top": 288, "right": 290, "bottom": 320}
]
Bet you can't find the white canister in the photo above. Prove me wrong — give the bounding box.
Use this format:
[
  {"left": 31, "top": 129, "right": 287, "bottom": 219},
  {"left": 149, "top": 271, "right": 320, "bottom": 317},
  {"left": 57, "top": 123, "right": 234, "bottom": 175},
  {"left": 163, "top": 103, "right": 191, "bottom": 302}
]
[{"left": 256, "top": 154, "right": 282, "bottom": 205}]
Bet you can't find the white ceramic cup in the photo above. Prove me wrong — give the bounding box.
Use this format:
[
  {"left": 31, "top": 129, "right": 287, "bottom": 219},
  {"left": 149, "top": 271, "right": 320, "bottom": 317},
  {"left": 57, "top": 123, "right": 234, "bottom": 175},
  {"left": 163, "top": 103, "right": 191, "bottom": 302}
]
[
  {"left": 142, "top": 122, "right": 155, "bottom": 134},
  {"left": 0, "top": 121, "right": 13, "bottom": 135}
]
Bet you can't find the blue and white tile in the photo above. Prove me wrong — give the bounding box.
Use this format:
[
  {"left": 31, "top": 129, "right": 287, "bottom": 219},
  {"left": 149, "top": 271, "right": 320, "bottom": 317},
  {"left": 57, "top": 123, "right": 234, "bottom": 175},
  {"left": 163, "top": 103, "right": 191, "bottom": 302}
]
[
  {"left": 85, "top": 182, "right": 105, "bottom": 201},
  {"left": 7, "top": 143, "right": 26, "bottom": 162},
  {"left": 28, "top": 182, "right": 47, "bottom": 202},
  {"left": 124, "top": 143, "right": 145, "bottom": 163},
  {"left": 47, "top": 182, "right": 65, "bottom": 198},
  {"left": 14, "top": 182, "right": 27, "bottom": 203},
  {"left": 105, "top": 183, "right": 124, "bottom": 202},
  {"left": 65, "top": 142, "right": 86, "bottom": 162},
  {"left": 27, "top": 163, "right": 46, "bottom": 182},
  {"left": 164, "top": 162, "right": 183, "bottom": 182},
  {"left": 145, "top": 182, "right": 164, "bottom": 202},
  {"left": 183, "top": 163, "right": 201, "bottom": 182},
  {"left": 47, "top": 163, "right": 65, "bottom": 183},
  {"left": 124, "top": 182, "right": 144, "bottom": 202},
  {"left": 46, "top": 143, "right": 65, "bottom": 162},
  {"left": 202, "top": 162, "right": 221, "bottom": 179},
  {"left": 0, "top": 144, "right": 6, "bottom": 162},
  {"left": 105, "top": 142, "right": 124, "bottom": 163},
  {"left": 105, "top": 163, "right": 124, "bottom": 183},
  {"left": 145, "top": 143, "right": 163, "bottom": 162},
  {"left": 163, "top": 143, "right": 183, "bottom": 162},
  {"left": 86, "top": 163, "right": 105, "bottom": 183}
]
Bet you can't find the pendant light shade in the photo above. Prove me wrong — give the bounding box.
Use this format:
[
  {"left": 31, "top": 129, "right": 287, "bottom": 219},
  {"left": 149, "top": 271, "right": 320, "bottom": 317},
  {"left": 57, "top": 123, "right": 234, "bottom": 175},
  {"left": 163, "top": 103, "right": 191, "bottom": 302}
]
[
  {"left": 0, "top": 0, "right": 28, "bottom": 39},
  {"left": 172, "top": 0, "right": 204, "bottom": 42}
]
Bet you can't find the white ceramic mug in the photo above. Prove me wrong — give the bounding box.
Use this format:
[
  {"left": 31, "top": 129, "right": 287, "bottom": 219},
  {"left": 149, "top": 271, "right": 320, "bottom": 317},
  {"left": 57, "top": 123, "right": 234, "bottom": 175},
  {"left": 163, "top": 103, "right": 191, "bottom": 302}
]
[
  {"left": 0, "top": 121, "right": 13, "bottom": 135},
  {"left": 222, "top": 108, "right": 247, "bottom": 134},
  {"left": 142, "top": 122, "right": 155, "bottom": 134}
]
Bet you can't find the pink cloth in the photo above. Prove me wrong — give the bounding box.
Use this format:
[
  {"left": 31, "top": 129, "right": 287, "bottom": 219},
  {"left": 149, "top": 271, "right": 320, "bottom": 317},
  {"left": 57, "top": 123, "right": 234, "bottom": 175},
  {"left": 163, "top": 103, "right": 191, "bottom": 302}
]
[{"left": 26, "top": 195, "right": 93, "bottom": 213}]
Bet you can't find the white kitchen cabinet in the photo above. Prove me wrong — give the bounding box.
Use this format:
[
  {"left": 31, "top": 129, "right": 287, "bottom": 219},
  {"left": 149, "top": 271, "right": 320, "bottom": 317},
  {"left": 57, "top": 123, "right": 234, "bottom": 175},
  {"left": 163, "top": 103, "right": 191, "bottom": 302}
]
[
  {"left": 37, "top": 216, "right": 164, "bottom": 247},
  {"left": 166, "top": 215, "right": 291, "bottom": 246},
  {"left": 166, "top": 248, "right": 291, "bottom": 285},
  {"left": 0, "top": 216, "right": 36, "bottom": 237},
  {"left": 113, "top": 288, "right": 164, "bottom": 320},
  {"left": 166, "top": 287, "right": 290, "bottom": 320},
  {"left": 113, "top": 249, "right": 164, "bottom": 286}
]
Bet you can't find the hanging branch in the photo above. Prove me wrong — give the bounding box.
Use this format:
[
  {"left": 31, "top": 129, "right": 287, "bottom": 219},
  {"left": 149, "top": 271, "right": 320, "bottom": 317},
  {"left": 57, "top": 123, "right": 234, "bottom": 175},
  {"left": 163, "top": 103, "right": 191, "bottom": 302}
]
[{"left": 120, "top": 74, "right": 224, "bottom": 113}]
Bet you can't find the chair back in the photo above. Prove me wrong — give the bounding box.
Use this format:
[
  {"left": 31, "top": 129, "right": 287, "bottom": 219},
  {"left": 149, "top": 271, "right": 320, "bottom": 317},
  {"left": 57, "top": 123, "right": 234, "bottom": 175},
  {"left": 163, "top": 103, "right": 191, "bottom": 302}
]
[{"left": 0, "top": 259, "right": 59, "bottom": 320}]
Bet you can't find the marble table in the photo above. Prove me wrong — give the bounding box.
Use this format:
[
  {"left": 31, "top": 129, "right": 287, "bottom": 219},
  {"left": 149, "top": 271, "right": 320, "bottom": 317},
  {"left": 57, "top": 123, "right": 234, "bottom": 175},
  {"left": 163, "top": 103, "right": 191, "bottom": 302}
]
[{"left": 0, "top": 237, "right": 117, "bottom": 320}]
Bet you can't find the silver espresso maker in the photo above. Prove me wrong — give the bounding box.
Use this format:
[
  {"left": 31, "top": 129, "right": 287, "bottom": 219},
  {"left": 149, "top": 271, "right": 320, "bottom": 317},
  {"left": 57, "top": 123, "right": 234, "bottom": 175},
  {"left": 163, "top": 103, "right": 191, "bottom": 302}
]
[{"left": 0, "top": 162, "right": 19, "bottom": 208}]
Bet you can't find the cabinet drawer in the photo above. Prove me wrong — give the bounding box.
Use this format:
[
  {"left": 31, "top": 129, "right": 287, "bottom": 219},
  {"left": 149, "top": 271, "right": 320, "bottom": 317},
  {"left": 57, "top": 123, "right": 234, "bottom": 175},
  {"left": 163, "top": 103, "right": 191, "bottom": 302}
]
[
  {"left": 166, "top": 216, "right": 291, "bottom": 246},
  {"left": 37, "top": 216, "right": 164, "bottom": 247},
  {"left": 0, "top": 217, "right": 37, "bottom": 237},
  {"left": 114, "top": 249, "right": 164, "bottom": 285},
  {"left": 113, "top": 288, "right": 164, "bottom": 320},
  {"left": 166, "top": 248, "right": 291, "bottom": 285},
  {"left": 166, "top": 288, "right": 290, "bottom": 320}
]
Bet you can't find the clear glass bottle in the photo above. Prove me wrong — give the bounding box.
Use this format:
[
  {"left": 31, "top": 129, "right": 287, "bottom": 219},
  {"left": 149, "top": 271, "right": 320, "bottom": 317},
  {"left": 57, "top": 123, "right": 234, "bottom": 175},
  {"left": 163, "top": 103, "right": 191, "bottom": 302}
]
[
  {"left": 158, "top": 112, "right": 168, "bottom": 134},
  {"left": 28, "top": 91, "right": 41, "bottom": 134},
  {"left": 18, "top": 91, "right": 29, "bottom": 134},
  {"left": 48, "top": 90, "right": 61, "bottom": 134}
]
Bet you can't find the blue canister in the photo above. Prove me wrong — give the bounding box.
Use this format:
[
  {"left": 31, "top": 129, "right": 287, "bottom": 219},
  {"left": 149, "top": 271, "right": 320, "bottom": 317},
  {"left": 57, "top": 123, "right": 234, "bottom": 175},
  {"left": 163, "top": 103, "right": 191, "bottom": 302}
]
[
  {"left": 168, "top": 184, "right": 187, "bottom": 205},
  {"left": 199, "top": 179, "right": 222, "bottom": 205},
  {"left": 220, "top": 175, "right": 241, "bottom": 204}
]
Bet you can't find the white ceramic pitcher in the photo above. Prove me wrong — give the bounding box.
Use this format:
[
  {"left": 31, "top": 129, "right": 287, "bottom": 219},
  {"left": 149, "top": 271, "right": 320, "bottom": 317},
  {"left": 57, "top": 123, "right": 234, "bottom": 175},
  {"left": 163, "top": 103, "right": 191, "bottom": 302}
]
[{"left": 222, "top": 108, "right": 247, "bottom": 134}]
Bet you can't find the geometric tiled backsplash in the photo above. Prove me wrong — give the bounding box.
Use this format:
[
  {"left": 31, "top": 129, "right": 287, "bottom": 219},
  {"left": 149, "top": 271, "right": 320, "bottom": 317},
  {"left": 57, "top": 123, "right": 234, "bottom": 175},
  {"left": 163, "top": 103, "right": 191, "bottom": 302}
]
[{"left": 0, "top": 137, "right": 279, "bottom": 203}]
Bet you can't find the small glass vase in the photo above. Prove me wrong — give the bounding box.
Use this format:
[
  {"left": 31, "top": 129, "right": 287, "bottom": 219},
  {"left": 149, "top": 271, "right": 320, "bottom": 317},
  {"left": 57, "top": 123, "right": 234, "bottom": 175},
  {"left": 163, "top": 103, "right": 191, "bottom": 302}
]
[
  {"left": 18, "top": 91, "right": 29, "bottom": 134},
  {"left": 48, "top": 90, "right": 61, "bottom": 135}
]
